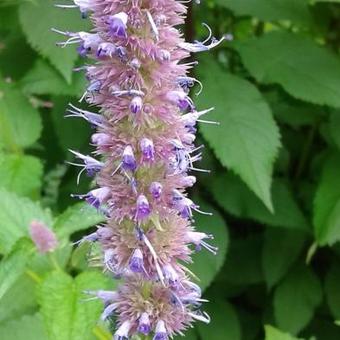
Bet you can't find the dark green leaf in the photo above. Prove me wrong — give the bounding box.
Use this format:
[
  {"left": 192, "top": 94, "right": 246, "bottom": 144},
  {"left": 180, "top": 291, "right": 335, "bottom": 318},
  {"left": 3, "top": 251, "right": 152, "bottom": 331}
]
[
  {"left": 262, "top": 229, "right": 306, "bottom": 289},
  {"left": 21, "top": 59, "right": 85, "bottom": 97},
  {"left": 235, "top": 31, "right": 340, "bottom": 107},
  {"left": 216, "top": 0, "right": 312, "bottom": 26},
  {"left": 325, "top": 262, "right": 340, "bottom": 320},
  {"left": 211, "top": 173, "right": 309, "bottom": 231},
  {"left": 197, "top": 301, "right": 241, "bottom": 340},
  {"left": 313, "top": 153, "right": 340, "bottom": 245},
  {"left": 19, "top": 0, "right": 88, "bottom": 83},
  {"left": 188, "top": 198, "right": 229, "bottom": 291},
  {"left": 197, "top": 56, "right": 281, "bottom": 211},
  {"left": 273, "top": 263, "right": 322, "bottom": 334}
]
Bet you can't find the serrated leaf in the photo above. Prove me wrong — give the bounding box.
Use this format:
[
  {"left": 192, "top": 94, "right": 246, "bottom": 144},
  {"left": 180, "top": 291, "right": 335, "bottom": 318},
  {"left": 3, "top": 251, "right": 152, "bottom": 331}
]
[
  {"left": 19, "top": 0, "right": 88, "bottom": 83},
  {"left": 313, "top": 153, "right": 340, "bottom": 245},
  {"left": 325, "top": 262, "right": 340, "bottom": 320},
  {"left": 0, "top": 80, "right": 42, "bottom": 150},
  {"left": 0, "top": 238, "right": 34, "bottom": 300},
  {"left": 0, "top": 313, "right": 47, "bottom": 340},
  {"left": 21, "top": 59, "right": 85, "bottom": 97},
  {"left": 187, "top": 198, "right": 229, "bottom": 291},
  {"left": 273, "top": 263, "right": 322, "bottom": 334},
  {"left": 210, "top": 173, "right": 309, "bottom": 231},
  {"left": 262, "top": 229, "right": 306, "bottom": 289},
  {"left": 197, "top": 56, "right": 281, "bottom": 211},
  {"left": 53, "top": 202, "right": 105, "bottom": 240},
  {"left": 264, "top": 325, "right": 302, "bottom": 340},
  {"left": 0, "top": 189, "right": 53, "bottom": 254},
  {"left": 0, "top": 274, "right": 37, "bottom": 323},
  {"left": 234, "top": 31, "right": 340, "bottom": 107},
  {"left": 197, "top": 300, "right": 241, "bottom": 340},
  {"left": 38, "top": 271, "right": 111, "bottom": 340},
  {"left": 0, "top": 153, "right": 43, "bottom": 198}
]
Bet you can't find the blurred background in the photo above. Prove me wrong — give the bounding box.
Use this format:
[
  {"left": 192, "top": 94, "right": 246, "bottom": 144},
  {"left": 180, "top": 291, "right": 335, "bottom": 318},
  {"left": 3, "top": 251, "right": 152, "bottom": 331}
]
[{"left": 1, "top": 0, "right": 340, "bottom": 339}]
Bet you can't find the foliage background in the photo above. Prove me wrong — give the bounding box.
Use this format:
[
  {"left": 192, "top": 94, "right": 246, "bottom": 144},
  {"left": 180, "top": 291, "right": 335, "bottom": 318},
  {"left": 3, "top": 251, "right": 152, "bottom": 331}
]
[{"left": 1, "top": 0, "right": 340, "bottom": 339}]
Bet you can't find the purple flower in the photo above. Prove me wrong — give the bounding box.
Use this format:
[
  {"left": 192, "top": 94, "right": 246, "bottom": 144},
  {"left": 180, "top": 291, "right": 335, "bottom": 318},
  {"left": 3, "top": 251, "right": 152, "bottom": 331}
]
[
  {"left": 54, "top": 0, "right": 227, "bottom": 337},
  {"left": 108, "top": 12, "right": 128, "bottom": 38}
]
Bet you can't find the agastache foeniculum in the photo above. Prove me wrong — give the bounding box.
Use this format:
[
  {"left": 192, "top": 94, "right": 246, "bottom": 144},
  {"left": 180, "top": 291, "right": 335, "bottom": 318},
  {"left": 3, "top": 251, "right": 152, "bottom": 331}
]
[{"left": 53, "top": 0, "right": 229, "bottom": 338}]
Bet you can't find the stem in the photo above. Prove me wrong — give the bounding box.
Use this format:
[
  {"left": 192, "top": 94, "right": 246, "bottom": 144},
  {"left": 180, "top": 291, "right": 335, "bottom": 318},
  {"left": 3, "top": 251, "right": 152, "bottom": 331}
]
[{"left": 48, "top": 252, "right": 62, "bottom": 272}]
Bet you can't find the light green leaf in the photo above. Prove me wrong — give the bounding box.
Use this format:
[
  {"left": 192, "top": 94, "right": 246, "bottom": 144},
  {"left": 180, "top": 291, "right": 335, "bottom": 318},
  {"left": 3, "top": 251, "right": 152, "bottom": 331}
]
[
  {"left": 197, "top": 56, "right": 281, "bottom": 211},
  {"left": 0, "top": 313, "right": 47, "bottom": 340},
  {"left": 216, "top": 0, "right": 312, "bottom": 26},
  {"left": 234, "top": 31, "right": 340, "bottom": 107},
  {"left": 0, "top": 238, "right": 34, "bottom": 300},
  {"left": 211, "top": 173, "right": 309, "bottom": 231},
  {"left": 38, "top": 271, "right": 111, "bottom": 340},
  {"left": 0, "top": 80, "right": 42, "bottom": 150},
  {"left": 0, "top": 189, "right": 53, "bottom": 254},
  {"left": 273, "top": 263, "right": 322, "bottom": 334},
  {"left": 264, "top": 325, "right": 302, "bottom": 340},
  {"left": 325, "top": 262, "right": 340, "bottom": 320},
  {"left": 0, "top": 153, "right": 43, "bottom": 198},
  {"left": 21, "top": 59, "right": 85, "bottom": 97},
  {"left": 19, "top": 0, "right": 88, "bottom": 83},
  {"left": 53, "top": 202, "right": 105, "bottom": 240},
  {"left": 262, "top": 229, "right": 306, "bottom": 289},
  {"left": 313, "top": 153, "right": 340, "bottom": 245},
  {"left": 0, "top": 274, "right": 37, "bottom": 323},
  {"left": 188, "top": 198, "right": 229, "bottom": 291},
  {"left": 197, "top": 301, "right": 241, "bottom": 340}
]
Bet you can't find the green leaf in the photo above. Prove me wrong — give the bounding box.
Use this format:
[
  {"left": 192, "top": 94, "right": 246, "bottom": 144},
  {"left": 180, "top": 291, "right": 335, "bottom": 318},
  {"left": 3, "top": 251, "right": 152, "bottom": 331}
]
[
  {"left": 0, "top": 238, "right": 34, "bottom": 300},
  {"left": 313, "top": 153, "right": 340, "bottom": 245},
  {"left": 0, "top": 80, "right": 42, "bottom": 150},
  {"left": 0, "top": 313, "right": 47, "bottom": 340},
  {"left": 197, "top": 301, "right": 241, "bottom": 340},
  {"left": 0, "top": 153, "right": 43, "bottom": 198},
  {"left": 222, "top": 234, "right": 263, "bottom": 285},
  {"left": 329, "top": 111, "right": 340, "bottom": 151},
  {"left": 38, "top": 271, "right": 111, "bottom": 340},
  {"left": 188, "top": 198, "right": 229, "bottom": 291},
  {"left": 21, "top": 59, "right": 85, "bottom": 97},
  {"left": 210, "top": 173, "right": 309, "bottom": 231},
  {"left": 51, "top": 96, "right": 92, "bottom": 152},
  {"left": 325, "top": 262, "right": 340, "bottom": 320},
  {"left": 53, "top": 202, "right": 105, "bottom": 240},
  {"left": 264, "top": 325, "right": 302, "bottom": 340},
  {"left": 197, "top": 56, "right": 281, "bottom": 211},
  {"left": 19, "top": 0, "right": 88, "bottom": 83},
  {"left": 273, "top": 263, "right": 322, "bottom": 334},
  {"left": 234, "top": 31, "right": 340, "bottom": 107},
  {"left": 262, "top": 229, "right": 306, "bottom": 289},
  {"left": 0, "top": 274, "right": 37, "bottom": 323},
  {"left": 0, "top": 189, "right": 53, "bottom": 254},
  {"left": 217, "top": 0, "right": 312, "bottom": 26}
]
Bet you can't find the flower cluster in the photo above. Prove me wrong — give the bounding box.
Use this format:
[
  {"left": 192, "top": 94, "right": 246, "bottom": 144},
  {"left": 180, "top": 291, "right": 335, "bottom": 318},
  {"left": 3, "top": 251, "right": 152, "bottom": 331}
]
[{"left": 54, "top": 0, "right": 226, "bottom": 338}]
